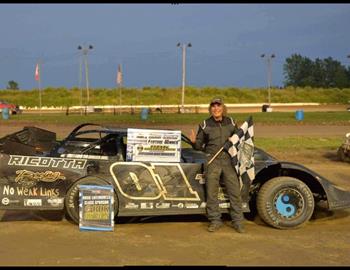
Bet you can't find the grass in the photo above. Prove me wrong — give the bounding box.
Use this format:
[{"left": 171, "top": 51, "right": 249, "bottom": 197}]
[
  {"left": 0, "top": 86, "right": 350, "bottom": 107},
  {"left": 255, "top": 136, "right": 341, "bottom": 152},
  {"left": 1, "top": 111, "right": 349, "bottom": 125}
]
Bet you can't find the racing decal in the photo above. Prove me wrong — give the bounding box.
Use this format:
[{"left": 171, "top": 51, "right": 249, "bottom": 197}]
[
  {"left": 60, "top": 153, "right": 109, "bottom": 161},
  {"left": 171, "top": 203, "right": 184, "bottom": 208},
  {"left": 47, "top": 198, "right": 64, "bottom": 207},
  {"left": 8, "top": 155, "right": 87, "bottom": 170},
  {"left": 155, "top": 202, "right": 170, "bottom": 209},
  {"left": 185, "top": 203, "right": 199, "bottom": 209},
  {"left": 24, "top": 198, "right": 42, "bottom": 207},
  {"left": 2, "top": 184, "right": 60, "bottom": 198},
  {"left": 140, "top": 202, "right": 154, "bottom": 209},
  {"left": 1, "top": 197, "right": 20, "bottom": 206},
  {"left": 15, "top": 170, "right": 66, "bottom": 187},
  {"left": 125, "top": 202, "right": 139, "bottom": 209},
  {"left": 110, "top": 162, "right": 200, "bottom": 201}
]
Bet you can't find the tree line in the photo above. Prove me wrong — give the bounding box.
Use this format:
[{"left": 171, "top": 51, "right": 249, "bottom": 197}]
[
  {"left": 283, "top": 54, "right": 350, "bottom": 88},
  {"left": 4, "top": 53, "right": 350, "bottom": 90}
]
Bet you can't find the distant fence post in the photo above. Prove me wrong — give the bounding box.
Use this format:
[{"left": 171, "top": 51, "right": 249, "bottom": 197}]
[
  {"left": 195, "top": 105, "right": 199, "bottom": 114},
  {"left": 66, "top": 106, "right": 69, "bottom": 116},
  {"left": 131, "top": 105, "right": 135, "bottom": 115},
  {"left": 177, "top": 105, "right": 181, "bottom": 114}
]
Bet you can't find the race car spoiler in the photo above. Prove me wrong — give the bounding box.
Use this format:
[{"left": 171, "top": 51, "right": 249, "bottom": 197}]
[{"left": 0, "top": 126, "right": 57, "bottom": 156}]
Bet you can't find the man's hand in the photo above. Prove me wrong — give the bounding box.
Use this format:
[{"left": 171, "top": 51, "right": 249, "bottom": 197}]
[{"left": 189, "top": 129, "right": 196, "bottom": 144}]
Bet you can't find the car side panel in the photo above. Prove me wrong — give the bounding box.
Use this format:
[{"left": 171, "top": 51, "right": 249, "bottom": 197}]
[{"left": 0, "top": 153, "right": 87, "bottom": 210}]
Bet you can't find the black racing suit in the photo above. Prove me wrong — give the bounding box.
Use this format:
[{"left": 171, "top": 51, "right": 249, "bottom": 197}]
[{"left": 193, "top": 116, "right": 243, "bottom": 224}]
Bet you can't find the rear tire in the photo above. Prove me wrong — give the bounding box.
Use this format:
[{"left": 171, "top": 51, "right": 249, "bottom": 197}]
[
  {"left": 65, "top": 177, "right": 118, "bottom": 224},
  {"left": 257, "top": 176, "right": 314, "bottom": 229}
]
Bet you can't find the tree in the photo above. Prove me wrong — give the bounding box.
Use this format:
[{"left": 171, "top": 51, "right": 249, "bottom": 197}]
[
  {"left": 283, "top": 54, "right": 350, "bottom": 88},
  {"left": 283, "top": 54, "right": 314, "bottom": 87},
  {"left": 6, "top": 80, "right": 19, "bottom": 90}
]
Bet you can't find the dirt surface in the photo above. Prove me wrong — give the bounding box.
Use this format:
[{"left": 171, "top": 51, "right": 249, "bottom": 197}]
[
  {"left": 0, "top": 122, "right": 349, "bottom": 140},
  {"left": 0, "top": 123, "right": 349, "bottom": 266}
]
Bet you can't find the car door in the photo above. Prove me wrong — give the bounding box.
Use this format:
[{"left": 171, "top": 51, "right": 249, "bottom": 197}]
[{"left": 109, "top": 134, "right": 207, "bottom": 216}]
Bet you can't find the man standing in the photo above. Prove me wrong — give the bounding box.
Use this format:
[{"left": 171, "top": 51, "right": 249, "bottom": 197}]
[{"left": 190, "top": 97, "right": 245, "bottom": 233}]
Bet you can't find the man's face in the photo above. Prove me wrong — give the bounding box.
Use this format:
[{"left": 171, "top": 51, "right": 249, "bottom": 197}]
[{"left": 210, "top": 103, "right": 223, "bottom": 119}]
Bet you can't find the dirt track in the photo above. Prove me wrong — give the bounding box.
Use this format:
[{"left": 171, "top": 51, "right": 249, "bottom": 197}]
[{"left": 0, "top": 123, "right": 349, "bottom": 266}]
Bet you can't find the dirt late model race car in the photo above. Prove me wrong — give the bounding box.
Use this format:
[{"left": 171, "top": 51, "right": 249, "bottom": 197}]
[{"left": 0, "top": 123, "right": 349, "bottom": 230}]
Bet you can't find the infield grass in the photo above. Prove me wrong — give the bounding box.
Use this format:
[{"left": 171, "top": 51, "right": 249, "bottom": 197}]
[{"left": 1, "top": 111, "right": 349, "bottom": 125}]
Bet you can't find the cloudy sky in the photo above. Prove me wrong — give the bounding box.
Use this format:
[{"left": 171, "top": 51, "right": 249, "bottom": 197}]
[{"left": 0, "top": 3, "right": 349, "bottom": 89}]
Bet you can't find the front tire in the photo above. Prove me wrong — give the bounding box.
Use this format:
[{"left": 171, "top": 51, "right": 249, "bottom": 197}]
[
  {"left": 65, "top": 177, "right": 119, "bottom": 224},
  {"left": 257, "top": 176, "right": 314, "bottom": 229}
]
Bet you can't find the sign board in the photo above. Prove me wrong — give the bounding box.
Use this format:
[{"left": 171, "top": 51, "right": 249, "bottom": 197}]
[
  {"left": 79, "top": 185, "right": 114, "bottom": 231},
  {"left": 126, "top": 128, "right": 181, "bottom": 162}
]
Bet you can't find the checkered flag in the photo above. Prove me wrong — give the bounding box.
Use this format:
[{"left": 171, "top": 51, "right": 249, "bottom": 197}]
[{"left": 222, "top": 115, "right": 255, "bottom": 184}]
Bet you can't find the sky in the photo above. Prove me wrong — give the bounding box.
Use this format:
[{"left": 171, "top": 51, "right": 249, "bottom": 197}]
[{"left": 0, "top": 3, "right": 349, "bottom": 90}]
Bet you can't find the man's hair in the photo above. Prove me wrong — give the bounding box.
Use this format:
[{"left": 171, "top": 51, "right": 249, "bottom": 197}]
[{"left": 208, "top": 103, "right": 227, "bottom": 116}]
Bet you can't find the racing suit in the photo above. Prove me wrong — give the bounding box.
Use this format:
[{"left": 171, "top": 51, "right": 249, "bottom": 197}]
[{"left": 194, "top": 116, "right": 243, "bottom": 224}]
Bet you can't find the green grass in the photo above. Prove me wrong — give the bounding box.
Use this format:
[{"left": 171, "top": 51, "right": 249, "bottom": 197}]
[
  {"left": 0, "top": 86, "right": 350, "bottom": 107},
  {"left": 1, "top": 111, "right": 349, "bottom": 125},
  {"left": 255, "top": 136, "right": 341, "bottom": 151}
]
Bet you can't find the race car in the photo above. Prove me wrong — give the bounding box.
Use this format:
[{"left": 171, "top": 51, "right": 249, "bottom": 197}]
[
  {"left": 0, "top": 123, "right": 349, "bottom": 230},
  {"left": 0, "top": 100, "right": 22, "bottom": 115}
]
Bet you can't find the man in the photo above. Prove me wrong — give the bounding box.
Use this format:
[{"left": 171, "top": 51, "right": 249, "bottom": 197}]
[{"left": 190, "top": 97, "right": 245, "bottom": 233}]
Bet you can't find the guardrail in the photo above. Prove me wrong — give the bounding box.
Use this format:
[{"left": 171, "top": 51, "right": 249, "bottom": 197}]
[{"left": 18, "top": 103, "right": 348, "bottom": 114}]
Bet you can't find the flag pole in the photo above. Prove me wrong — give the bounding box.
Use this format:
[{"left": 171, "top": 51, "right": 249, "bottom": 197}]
[
  {"left": 39, "top": 60, "right": 42, "bottom": 116},
  {"left": 119, "top": 83, "right": 122, "bottom": 115},
  {"left": 207, "top": 147, "right": 223, "bottom": 165}
]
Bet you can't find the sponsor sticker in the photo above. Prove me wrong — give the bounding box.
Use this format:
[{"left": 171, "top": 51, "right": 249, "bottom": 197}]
[
  {"left": 1, "top": 198, "right": 9, "bottom": 205},
  {"left": 140, "top": 202, "right": 154, "bottom": 209},
  {"left": 171, "top": 203, "right": 184, "bottom": 208},
  {"left": 24, "top": 199, "right": 42, "bottom": 207},
  {"left": 185, "top": 203, "right": 199, "bottom": 209},
  {"left": 47, "top": 198, "right": 64, "bottom": 207},
  {"left": 155, "top": 202, "right": 171, "bottom": 209},
  {"left": 125, "top": 202, "right": 139, "bottom": 209}
]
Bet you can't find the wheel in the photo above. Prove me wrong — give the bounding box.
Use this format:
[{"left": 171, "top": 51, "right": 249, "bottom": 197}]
[
  {"left": 64, "top": 177, "right": 119, "bottom": 224},
  {"left": 257, "top": 176, "right": 314, "bottom": 229}
]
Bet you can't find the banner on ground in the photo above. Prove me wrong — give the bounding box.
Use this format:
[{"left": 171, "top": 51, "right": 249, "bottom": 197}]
[{"left": 126, "top": 128, "right": 181, "bottom": 162}]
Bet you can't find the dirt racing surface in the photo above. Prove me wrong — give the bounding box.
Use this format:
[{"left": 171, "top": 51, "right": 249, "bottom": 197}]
[{"left": 0, "top": 123, "right": 349, "bottom": 266}]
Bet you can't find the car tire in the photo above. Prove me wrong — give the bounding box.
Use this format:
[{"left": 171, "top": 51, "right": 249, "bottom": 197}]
[
  {"left": 64, "top": 177, "right": 119, "bottom": 224},
  {"left": 257, "top": 176, "right": 314, "bottom": 229}
]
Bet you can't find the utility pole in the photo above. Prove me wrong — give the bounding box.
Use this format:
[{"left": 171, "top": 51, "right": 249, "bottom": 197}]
[
  {"left": 261, "top": 53, "right": 275, "bottom": 107},
  {"left": 78, "top": 44, "right": 93, "bottom": 111},
  {"left": 78, "top": 54, "right": 83, "bottom": 115},
  {"left": 177, "top": 42, "right": 192, "bottom": 113}
]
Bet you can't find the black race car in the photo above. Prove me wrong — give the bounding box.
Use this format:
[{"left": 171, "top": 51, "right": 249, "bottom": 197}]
[{"left": 0, "top": 123, "right": 349, "bottom": 229}]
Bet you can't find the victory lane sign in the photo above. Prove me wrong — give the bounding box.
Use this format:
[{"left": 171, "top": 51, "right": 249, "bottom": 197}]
[{"left": 79, "top": 185, "right": 114, "bottom": 231}]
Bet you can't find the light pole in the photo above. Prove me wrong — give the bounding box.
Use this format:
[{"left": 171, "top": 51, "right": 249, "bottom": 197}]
[
  {"left": 177, "top": 42, "right": 192, "bottom": 113},
  {"left": 261, "top": 53, "right": 275, "bottom": 107},
  {"left": 78, "top": 44, "right": 93, "bottom": 107}
]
